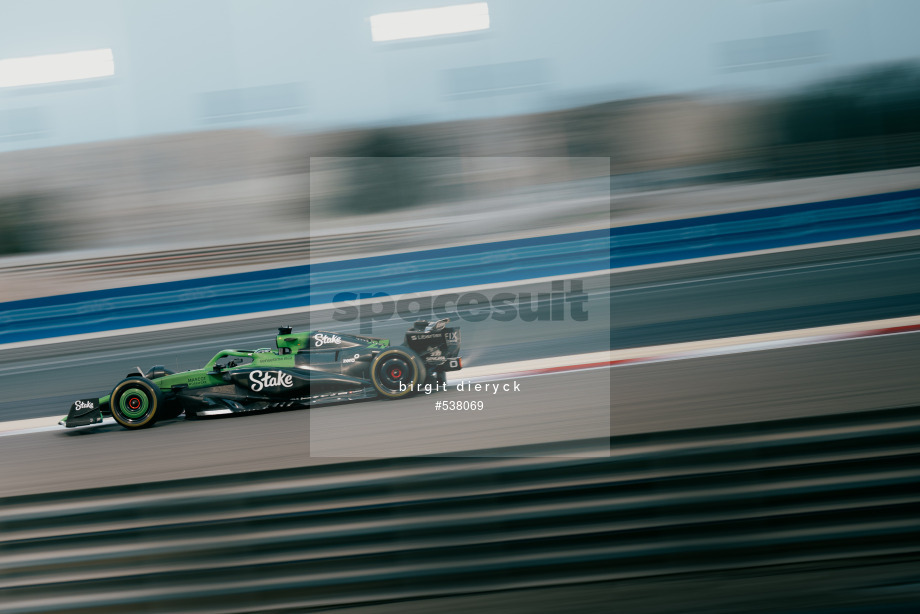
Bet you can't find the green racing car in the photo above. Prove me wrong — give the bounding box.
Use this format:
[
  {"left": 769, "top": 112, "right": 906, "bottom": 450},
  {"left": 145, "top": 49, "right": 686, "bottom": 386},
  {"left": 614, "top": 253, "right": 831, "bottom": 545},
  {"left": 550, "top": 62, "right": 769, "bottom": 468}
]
[{"left": 62, "top": 319, "right": 462, "bottom": 429}]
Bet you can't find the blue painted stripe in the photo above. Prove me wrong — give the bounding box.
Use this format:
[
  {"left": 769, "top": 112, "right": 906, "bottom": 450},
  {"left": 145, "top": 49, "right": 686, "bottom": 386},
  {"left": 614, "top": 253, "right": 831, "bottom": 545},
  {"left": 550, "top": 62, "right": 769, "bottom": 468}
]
[{"left": 1, "top": 188, "right": 918, "bottom": 345}]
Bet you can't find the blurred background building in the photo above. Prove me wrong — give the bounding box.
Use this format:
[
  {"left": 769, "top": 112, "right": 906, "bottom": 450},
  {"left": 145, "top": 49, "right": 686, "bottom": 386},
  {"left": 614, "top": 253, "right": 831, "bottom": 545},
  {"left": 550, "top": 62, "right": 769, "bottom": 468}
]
[{"left": 0, "top": 0, "right": 918, "bottom": 256}]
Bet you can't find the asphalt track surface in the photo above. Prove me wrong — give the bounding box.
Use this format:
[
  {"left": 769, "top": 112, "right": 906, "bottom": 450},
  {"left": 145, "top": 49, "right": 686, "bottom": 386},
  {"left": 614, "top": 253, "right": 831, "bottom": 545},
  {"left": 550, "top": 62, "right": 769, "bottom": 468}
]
[
  {"left": 2, "top": 235, "right": 919, "bottom": 421},
  {"left": 3, "top": 237, "right": 920, "bottom": 614},
  {"left": 1, "top": 331, "right": 919, "bottom": 498},
  {"left": 0, "top": 235, "right": 918, "bottom": 496}
]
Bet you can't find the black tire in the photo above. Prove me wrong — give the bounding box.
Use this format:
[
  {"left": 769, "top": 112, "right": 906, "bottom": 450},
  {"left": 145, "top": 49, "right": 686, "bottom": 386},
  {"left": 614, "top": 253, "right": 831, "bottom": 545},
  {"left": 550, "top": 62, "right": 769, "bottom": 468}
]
[
  {"left": 159, "top": 401, "right": 184, "bottom": 420},
  {"left": 143, "top": 366, "right": 182, "bottom": 419},
  {"left": 110, "top": 377, "right": 164, "bottom": 429},
  {"left": 370, "top": 347, "right": 425, "bottom": 399}
]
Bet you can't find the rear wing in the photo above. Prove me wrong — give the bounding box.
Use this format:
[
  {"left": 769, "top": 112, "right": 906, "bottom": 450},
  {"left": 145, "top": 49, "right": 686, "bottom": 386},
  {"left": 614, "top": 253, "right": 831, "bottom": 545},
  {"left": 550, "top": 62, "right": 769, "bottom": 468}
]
[{"left": 404, "top": 318, "right": 461, "bottom": 369}]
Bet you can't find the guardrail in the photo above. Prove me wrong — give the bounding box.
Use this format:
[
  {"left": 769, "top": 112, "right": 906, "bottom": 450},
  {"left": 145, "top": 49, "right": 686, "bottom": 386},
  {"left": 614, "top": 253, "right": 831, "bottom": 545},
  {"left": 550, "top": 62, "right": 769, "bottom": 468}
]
[
  {"left": 1, "top": 188, "right": 918, "bottom": 344},
  {"left": 1, "top": 405, "right": 918, "bottom": 613}
]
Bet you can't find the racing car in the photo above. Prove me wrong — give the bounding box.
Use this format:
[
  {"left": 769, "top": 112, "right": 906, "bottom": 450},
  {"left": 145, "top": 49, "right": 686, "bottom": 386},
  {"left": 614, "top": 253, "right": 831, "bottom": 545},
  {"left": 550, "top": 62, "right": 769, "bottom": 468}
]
[{"left": 62, "top": 319, "right": 461, "bottom": 430}]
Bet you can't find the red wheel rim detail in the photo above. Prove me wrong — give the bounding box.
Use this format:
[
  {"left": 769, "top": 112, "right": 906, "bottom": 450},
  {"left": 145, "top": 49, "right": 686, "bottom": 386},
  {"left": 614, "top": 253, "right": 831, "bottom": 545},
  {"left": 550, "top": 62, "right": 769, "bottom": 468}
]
[
  {"left": 128, "top": 397, "right": 141, "bottom": 409},
  {"left": 391, "top": 368, "right": 402, "bottom": 378}
]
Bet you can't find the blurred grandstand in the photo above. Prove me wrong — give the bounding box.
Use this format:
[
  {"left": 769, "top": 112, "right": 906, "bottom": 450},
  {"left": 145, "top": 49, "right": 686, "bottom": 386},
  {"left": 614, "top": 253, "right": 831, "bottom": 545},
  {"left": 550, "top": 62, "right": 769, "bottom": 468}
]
[{"left": 2, "top": 61, "right": 919, "bottom": 256}]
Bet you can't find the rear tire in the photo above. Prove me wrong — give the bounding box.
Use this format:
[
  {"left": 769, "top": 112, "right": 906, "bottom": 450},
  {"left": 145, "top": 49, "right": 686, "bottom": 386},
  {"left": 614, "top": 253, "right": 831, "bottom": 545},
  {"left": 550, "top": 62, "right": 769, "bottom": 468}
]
[
  {"left": 110, "top": 377, "right": 164, "bottom": 429},
  {"left": 370, "top": 347, "right": 425, "bottom": 399}
]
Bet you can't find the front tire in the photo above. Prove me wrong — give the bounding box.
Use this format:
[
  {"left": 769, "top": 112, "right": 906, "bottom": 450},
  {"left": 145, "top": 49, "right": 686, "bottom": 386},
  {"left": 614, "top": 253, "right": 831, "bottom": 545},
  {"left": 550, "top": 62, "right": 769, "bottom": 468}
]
[
  {"left": 110, "top": 377, "right": 164, "bottom": 429},
  {"left": 159, "top": 401, "right": 184, "bottom": 420},
  {"left": 370, "top": 347, "right": 425, "bottom": 399}
]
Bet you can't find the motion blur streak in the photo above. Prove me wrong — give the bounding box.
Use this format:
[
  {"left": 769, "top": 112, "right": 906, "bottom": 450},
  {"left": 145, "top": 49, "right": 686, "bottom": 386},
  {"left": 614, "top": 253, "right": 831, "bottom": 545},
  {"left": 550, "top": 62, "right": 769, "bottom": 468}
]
[
  {"left": 370, "top": 3, "right": 490, "bottom": 42},
  {"left": 2, "top": 1, "right": 920, "bottom": 612},
  {"left": 0, "top": 48, "right": 114, "bottom": 88},
  {"left": 1, "top": 406, "right": 918, "bottom": 613}
]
